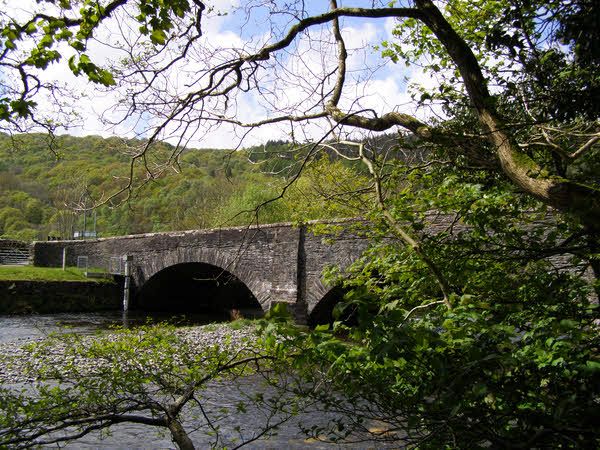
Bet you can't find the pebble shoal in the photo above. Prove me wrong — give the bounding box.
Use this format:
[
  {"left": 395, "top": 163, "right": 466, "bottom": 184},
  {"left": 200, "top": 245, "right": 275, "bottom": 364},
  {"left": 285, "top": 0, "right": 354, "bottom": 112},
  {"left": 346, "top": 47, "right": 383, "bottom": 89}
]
[{"left": 0, "top": 323, "right": 260, "bottom": 384}]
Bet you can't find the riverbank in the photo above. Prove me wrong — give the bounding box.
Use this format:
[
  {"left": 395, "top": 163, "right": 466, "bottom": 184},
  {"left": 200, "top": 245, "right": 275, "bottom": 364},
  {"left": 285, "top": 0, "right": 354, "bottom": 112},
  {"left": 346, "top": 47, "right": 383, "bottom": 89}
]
[
  {"left": 0, "top": 266, "right": 95, "bottom": 282},
  {"left": 0, "top": 321, "right": 259, "bottom": 384},
  {"left": 0, "top": 317, "right": 397, "bottom": 449},
  {"left": 0, "top": 276, "right": 122, "bottom": 314}
]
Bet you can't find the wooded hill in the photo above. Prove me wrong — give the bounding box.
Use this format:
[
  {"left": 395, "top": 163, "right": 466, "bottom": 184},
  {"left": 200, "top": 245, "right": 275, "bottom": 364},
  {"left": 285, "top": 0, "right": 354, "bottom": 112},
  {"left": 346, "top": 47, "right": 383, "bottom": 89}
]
[{"left": 0, "top": 133, "right": 368, "bottom": 241}]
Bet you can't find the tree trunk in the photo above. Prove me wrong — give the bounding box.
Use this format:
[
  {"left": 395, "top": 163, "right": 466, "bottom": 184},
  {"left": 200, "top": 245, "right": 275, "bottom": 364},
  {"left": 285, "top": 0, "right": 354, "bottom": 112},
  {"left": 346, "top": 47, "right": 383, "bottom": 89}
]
[
  {"left": 415, "top": 0, "right": 600, "bottom": 228},
  {"left": 167, "top": 419, "right": 195, "bottom": 450}
]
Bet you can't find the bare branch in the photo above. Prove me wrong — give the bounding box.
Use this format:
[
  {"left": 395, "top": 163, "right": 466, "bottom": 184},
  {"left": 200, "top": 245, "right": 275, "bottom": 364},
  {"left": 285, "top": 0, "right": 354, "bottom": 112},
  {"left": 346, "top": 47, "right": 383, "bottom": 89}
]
[
  {"left": 334, "top": 140, "right": 453, "bottom": 309},
  {"left": 402, "top": 300, "right": 447, "bottom": 324},
  {"left": 570, "top": 134, "right": 600, "bottom": 159}
]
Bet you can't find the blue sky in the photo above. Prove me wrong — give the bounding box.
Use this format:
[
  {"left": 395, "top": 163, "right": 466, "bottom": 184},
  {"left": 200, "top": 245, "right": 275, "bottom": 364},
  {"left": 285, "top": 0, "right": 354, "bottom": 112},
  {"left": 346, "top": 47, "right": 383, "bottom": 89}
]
[{"left": 5, "top": 0, "right": 439, "bottom": 148}]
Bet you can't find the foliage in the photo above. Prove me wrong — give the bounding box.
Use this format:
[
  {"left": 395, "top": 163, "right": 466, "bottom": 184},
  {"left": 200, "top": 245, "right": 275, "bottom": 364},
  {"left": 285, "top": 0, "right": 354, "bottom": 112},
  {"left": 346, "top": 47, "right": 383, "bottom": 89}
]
[
  {"left": 265, "top": 156, "right": 600, "bottom": 447},
  {"left": 0, "top": 0, "right": 598, "bottom": 448},
  {"left": 385, "top": 0, "right": 600, "bottom": 219},
  {"left": 385, "top": 0, "right": 600, "bottom": 119},
  {"left": 0, "top": 323, "right": 302, "bottom": 449},
  {"left": 0, "top": 0, "right": 598, "bottom": 224},
  {"left": 283, "top": 156, "right": 371, "bottom": 223},
  {"left": 0, "top": 133, "right": 360, "bottom": 240}
]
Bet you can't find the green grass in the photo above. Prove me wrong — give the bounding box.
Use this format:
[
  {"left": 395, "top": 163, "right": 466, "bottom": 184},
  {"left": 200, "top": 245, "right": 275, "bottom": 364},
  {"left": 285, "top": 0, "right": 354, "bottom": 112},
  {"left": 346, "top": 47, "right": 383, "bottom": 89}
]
[
  {"left": 227, "top": 318, "right": 257, "bottom": 330},
  {"left": 0, "top": 266, "right": 108, "bottom": 282}
]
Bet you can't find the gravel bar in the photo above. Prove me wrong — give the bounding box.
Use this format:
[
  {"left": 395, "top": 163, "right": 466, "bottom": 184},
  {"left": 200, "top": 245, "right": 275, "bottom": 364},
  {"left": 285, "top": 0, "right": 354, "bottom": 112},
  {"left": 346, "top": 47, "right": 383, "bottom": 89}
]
[{"left": 0, "top": 323, "right": 261, "bottom": 384}]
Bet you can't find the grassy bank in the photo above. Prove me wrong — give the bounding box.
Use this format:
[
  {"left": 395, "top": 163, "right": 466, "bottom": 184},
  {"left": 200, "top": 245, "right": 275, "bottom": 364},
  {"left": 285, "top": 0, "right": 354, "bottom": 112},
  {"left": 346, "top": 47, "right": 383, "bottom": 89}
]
[{"left": 0, "top": 266, "right": 108, "bottom": 282}]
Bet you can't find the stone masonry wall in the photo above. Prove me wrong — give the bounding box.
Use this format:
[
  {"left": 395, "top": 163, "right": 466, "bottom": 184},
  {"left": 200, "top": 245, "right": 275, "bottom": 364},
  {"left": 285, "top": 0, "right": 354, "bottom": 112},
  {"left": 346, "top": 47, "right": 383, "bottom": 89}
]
[
  {"left": 30, "top": 215, "right": 586, "bottom": 323},
  {"left": 0, "top": 279, "right": 122, "bottom": 314},
  {"left": 32, "top": 224, "right": 303, "bottom": 314},
  {"left": 303, "top": 226, "right": 371, "bottom": 316}
]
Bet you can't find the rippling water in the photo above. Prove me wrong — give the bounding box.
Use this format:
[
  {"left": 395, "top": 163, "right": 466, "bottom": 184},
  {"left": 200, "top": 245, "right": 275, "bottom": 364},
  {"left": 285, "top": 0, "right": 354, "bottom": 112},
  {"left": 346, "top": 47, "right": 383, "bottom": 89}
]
[
  {"left": 0, "top": 312, "right": 397, "bottom": 449},
  {"left": 0, "top": 311, "right": 224, "bottom": 344}
]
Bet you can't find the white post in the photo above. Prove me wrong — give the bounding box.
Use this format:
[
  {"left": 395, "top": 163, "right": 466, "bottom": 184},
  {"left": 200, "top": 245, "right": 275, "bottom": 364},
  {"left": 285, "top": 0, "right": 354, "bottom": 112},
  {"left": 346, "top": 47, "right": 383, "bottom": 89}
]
[
  {"left": 123, "top": 255, "right": 133, "bottom": 312},
  {"left": 62, "top": 248, "right": 67, "bottom": 271}
]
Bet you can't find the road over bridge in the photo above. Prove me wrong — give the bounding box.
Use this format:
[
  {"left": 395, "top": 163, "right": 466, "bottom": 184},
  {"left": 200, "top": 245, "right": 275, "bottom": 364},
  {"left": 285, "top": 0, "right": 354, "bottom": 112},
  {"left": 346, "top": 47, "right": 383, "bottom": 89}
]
[{"left": 31, "top": 221, "right": 375, "bottom": 324}]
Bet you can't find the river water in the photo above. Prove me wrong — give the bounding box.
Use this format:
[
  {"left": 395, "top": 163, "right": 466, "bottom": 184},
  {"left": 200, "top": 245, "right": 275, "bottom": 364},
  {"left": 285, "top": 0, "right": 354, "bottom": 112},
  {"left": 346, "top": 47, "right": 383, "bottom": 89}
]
[
  {"left": 0, "top": 312, "right": 393, "bottom": 449},
  {"left": 0, "top": 311, "right": 224, "bottom": 344}
]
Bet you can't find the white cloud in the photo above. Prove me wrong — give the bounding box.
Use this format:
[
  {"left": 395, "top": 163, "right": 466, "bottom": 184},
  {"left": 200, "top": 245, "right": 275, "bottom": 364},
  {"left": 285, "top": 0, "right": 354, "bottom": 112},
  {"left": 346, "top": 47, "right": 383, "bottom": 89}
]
[{"left": 5, "top": 0, "right": 443, "bottom": 148}]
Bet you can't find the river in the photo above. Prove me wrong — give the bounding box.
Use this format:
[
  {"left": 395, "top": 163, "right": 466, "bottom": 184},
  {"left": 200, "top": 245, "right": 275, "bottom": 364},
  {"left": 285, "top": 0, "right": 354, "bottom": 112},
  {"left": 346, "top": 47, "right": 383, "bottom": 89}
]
[
  {"left": 0, "top": 311, "right": 225, "bottom": 344},
  {"left": 0, "top": 312, "right": 395, "bottom": 449}
]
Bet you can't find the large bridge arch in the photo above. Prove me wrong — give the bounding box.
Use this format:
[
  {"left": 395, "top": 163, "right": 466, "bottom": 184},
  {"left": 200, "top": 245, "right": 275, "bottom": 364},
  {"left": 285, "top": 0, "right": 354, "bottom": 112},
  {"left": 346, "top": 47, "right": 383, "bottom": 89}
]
[
  {"left": 135, "top": 261, "right": 263, "bottom": 319},
  {"left": 132, "top": 245, "right": 275, "bottom": 312}
]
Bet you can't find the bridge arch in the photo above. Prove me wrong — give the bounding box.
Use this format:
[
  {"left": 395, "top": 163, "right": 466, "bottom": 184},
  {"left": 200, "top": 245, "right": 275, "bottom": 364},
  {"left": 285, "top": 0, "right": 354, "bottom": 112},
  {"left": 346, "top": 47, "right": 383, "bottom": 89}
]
[
  {"left": 307, "top": 285, "right": 358, "bottom": 328},
  {"left": 31, "top": 221, "right": 373, "bottom": 323},
  {"left": 134, "top": 262, "right": 264, "bottom": 320}
]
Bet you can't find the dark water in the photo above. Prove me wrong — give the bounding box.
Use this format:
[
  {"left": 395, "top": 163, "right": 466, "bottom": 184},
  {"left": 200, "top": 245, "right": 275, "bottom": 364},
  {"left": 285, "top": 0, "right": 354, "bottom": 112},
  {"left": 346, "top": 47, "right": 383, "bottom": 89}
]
[{"left": 0, "top": 313, "right": 394, "bottom": 449}]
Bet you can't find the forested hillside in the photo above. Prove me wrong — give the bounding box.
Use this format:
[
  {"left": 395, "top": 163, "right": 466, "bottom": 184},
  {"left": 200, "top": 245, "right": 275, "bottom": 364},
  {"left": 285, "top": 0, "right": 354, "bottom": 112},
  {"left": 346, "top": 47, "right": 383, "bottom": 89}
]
[{"left": 0, "top": 133, "right": 367, "bottom": 241}]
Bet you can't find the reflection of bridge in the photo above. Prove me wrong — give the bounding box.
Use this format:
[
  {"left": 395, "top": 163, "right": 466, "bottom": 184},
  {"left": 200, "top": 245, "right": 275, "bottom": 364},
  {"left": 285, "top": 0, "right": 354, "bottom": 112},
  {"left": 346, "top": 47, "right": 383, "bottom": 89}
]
[{"left": 31, "top": 222, "right": 371, "bottom": 324}]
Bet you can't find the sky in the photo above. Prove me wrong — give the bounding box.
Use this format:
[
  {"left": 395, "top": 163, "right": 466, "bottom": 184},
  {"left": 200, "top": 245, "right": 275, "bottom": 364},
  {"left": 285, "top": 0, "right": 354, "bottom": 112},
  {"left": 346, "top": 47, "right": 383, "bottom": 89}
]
[{"left": 4, "top": 0, "right": 443, "bottom": 149}]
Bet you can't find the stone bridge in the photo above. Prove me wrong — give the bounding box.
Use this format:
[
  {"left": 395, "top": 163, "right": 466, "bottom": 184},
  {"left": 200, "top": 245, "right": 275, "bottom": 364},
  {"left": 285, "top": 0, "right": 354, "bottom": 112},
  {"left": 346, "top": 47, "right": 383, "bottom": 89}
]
[{"left": 31, "top": 221, "right": 372, "bottom": 324}]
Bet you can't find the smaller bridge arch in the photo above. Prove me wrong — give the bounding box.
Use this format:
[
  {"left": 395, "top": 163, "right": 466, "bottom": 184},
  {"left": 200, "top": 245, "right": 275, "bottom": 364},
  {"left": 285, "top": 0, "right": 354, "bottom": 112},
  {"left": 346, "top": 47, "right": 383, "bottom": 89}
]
[{"left": 308, "top": 285, "right": 348, "bottom": 328}]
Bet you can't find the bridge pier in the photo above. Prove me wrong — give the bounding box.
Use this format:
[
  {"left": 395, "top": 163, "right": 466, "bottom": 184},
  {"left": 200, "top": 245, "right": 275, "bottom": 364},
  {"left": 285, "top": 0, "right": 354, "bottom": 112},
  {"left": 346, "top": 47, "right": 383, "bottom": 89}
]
[{"left": 122, "top": 255, "right": 133, "bottom": 312}]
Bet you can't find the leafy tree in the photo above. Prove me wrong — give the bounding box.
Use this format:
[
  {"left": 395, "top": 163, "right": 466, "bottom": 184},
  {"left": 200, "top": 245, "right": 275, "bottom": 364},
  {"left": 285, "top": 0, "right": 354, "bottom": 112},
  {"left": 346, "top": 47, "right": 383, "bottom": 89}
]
[
  {"left": 212, "top": 176, "right": 290, "bottom": 226},
  {"left": 0, "top": 203, "right": 42, "bottom": 240},
  {"left": 281, "top": 155, "right": 371, "bottom": 223},
  {"left": 0, "top": 133, "right": 300, "bottom": 238},
  {"left": 23, "top": 198, "right": 44, "bottom": 224},
  {"left": 269, "top": 148, "right": 600, "bottom": 447},
  {"left": 0, "top": 323, "right": 305, "bottom": 450},
  {"left": 0, "top": 0, "right": 597, "bottom": 228},
  {"left": 0, "top": 0, "right": 598, "bottom": 447}
]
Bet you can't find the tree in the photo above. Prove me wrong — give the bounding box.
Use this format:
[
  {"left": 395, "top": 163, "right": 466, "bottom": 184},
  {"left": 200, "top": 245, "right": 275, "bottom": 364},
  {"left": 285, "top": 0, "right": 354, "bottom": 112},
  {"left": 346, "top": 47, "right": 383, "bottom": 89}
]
[
  {"left": 0, "top": 323, "right": 307, "bottom": 449},
  {"left": 0, "top": 0, "right": 598, "bottom": 225},
  {"left": 268, "top": 146, "right": 600, "bottom": 447},
  {"left": 1, "top": 0, "right": 598, "bottom": 447}
]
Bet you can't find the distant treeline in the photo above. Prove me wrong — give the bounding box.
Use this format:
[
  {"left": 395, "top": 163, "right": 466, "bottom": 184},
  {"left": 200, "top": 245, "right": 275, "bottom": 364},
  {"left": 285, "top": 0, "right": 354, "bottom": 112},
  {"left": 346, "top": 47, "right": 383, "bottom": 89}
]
[{"left": 0, "top": 133, "right": 389, "bottom": 241}]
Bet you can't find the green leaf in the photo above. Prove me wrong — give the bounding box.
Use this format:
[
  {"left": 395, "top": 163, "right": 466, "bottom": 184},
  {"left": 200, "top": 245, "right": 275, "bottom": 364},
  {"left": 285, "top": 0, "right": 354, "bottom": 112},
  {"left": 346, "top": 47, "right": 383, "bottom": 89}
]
[
  {"left": 10, "top": 99, "right": 35, "bottom": 117},
  {"left": 70, "top": 40, "right": 85, "bottom": 51},
  {"left": 39, "top": 34, "right": 53, "bottom": 48},
  {"left": 68, "top": 55, "right": 78, "bottom": 73},
  {"left": 585, "top": 360, "right": 600, "bottom": 372},
  {"left": 559, "top": 319, "right": 578, "bottom": 330},
  {"left": 97, "top": 69, "right": 115, "bottom": 86},
  {"left": 79, "top": 53, "right": 91, "bottom": 65},
  {"left": 150, "top": 29, "right": 166, "bottom": 45}
]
